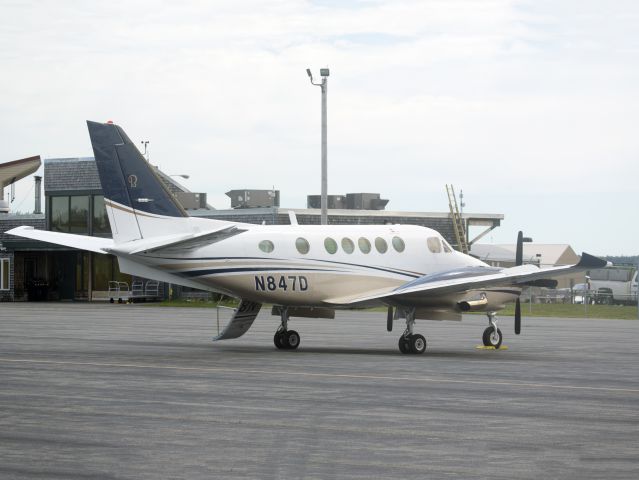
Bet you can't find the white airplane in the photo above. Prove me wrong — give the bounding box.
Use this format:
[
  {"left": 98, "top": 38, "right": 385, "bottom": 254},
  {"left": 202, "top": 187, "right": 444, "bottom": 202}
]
[{"left": 8, "top": 121, "right": 607, "bottom": 354}]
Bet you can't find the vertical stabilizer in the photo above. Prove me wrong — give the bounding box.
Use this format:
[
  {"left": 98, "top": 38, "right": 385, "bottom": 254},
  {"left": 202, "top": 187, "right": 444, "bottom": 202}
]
[{"left": 87, "top": 120, "right": 189, "bottom": 244}]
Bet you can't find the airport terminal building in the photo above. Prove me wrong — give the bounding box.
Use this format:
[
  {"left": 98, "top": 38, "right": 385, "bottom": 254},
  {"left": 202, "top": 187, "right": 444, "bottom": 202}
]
[{"left": 0, "top": 157, "right": 503, "bottom": 302}]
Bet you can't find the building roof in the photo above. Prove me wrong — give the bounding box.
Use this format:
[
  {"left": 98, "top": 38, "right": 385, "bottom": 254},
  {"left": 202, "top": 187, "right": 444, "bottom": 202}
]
[{"left": 471, "top": 243, "right": 580, "bottom": 267}]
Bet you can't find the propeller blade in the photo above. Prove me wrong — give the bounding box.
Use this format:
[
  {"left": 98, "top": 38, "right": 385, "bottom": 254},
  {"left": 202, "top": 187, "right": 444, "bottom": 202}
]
[
  {"left": 387, "top": 306, "right": 393, "bottom": 332},
  {"left": 516, "top": 231, "right": 523, "bottom": 266},
  {"left": 515, "top": 298, "right": 521, "bottom": 335}
]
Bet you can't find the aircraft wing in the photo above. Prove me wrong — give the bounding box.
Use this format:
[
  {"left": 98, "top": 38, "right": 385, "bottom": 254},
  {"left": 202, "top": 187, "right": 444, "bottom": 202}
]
[
  {"left": 328, "top": 252, "right": 608, "bottom": 306},
  {"left": 6, "top": 226, "right": 113, "bottom": 253}
]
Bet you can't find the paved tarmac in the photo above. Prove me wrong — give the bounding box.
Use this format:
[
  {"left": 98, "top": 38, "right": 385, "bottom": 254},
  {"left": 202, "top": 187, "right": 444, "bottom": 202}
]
[{"left": 0, "top": 303, "right": 638, "bottom": 479}]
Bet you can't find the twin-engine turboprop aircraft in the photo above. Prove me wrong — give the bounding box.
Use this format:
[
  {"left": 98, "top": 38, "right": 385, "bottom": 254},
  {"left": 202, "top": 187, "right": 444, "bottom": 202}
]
[{"left": 8, "top": 121, "right": 607, "bottom": 354}]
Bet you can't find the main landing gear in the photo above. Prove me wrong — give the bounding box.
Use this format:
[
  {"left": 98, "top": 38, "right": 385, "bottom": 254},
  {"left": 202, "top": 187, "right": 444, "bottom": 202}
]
[
  {"left": 397, "top": 309, "right": 427, "bottom": 355},
  {"left": 273, "top": 307, "right": 300, "bottom": 350},
  {"left": 482, "top": 311, "right": 503, "bottom": 349}
]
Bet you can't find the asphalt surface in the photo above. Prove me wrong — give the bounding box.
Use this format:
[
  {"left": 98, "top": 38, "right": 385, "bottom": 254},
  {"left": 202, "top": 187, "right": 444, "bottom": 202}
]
[{"left": 0, "top": 303, "right": 638, "bottom": 479}]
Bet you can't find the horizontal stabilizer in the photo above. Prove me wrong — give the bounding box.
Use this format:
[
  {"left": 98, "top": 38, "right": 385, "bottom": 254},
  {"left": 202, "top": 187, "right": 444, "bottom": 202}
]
[
  {"left": 125, "top": 225, "right": 246, "bottom": 255},
  {"left": 6, "top": 226, "right": 113, "bottom": 254}
]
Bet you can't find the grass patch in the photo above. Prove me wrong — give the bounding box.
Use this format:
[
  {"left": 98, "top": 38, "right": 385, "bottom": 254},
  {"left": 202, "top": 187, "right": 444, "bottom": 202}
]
[
  {"left": 149, "top": 299, "right": 638, "bottom": 320},
  {"left": 492, "top": 303, "right": 638, "bottom": 320}
]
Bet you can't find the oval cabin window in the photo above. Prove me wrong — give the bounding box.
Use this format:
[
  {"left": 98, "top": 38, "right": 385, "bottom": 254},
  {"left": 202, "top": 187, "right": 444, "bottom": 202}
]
[
  {"left": 392, "top": 236, "right": 405, "bottom": 253},
  {"left": 296, "top": 237, "right": 310, "bottom": 254},
  {"left": 375, "top": 237, "right": 388, "bottom": 254},
  {"left": 341, "top": 238, "right": 355, "bottom": 254},
  {"left": 259, "top": 240, "right": 275, "bottom": 253},
  {"left": 324, "top": 237, "right": 338, "bottom": 254},
  {"left": 358, "top": 237, "right": 371, "bottom": 254}
]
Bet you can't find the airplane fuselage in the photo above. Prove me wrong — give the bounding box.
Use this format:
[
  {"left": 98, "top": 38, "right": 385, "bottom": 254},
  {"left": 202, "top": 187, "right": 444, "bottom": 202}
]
[{"left": 129, "top": 223, "right": 509, "bottom": 309}]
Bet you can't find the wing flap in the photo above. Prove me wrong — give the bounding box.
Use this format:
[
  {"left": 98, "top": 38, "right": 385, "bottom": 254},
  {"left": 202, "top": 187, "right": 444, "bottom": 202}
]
[{"left": 6, "top": 226, "right": 113, "bottom": 253}]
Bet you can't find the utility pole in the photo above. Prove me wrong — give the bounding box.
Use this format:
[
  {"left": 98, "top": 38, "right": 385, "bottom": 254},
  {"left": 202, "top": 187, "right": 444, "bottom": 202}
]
[{"left": 307, "top": 67, "right": 330, "bottom": 225}]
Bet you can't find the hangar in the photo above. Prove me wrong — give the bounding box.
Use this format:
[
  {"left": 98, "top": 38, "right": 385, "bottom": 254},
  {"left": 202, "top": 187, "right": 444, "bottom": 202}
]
[{"left": 0, "top": 157, "right": 503, "bottom": 302}]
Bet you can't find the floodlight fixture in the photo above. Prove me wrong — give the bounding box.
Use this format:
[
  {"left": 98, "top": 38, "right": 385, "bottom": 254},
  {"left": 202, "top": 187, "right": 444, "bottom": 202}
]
[
  {"left": 306, "top": 68, "right": 312, "bottom": 78},
  {"left": 320, "top": 68, "right": 330, "bottom": 77}
]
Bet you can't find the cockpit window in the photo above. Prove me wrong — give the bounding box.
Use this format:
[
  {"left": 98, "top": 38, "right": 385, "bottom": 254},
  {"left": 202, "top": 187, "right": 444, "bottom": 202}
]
[
  {"left": 427, "top": 237, "right": 442, "bottom": 253},
  {"left": 442, "top": 239, "right": 452, "bottom": 253}
]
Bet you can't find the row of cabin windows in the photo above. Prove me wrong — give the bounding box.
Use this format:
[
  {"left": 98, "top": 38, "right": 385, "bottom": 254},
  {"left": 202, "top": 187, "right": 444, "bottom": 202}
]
[{"left": 258, "top": 236, "right": 453, "bottom": 255}]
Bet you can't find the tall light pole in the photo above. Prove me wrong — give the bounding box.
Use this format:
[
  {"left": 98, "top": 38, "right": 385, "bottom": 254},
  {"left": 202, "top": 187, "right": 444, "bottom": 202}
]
[{"left": 307, "top": 67, "right": 329, "bottom": 225}]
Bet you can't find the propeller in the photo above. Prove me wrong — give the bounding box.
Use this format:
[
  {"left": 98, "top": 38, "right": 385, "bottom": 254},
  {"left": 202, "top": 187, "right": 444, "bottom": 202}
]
[
  {"left": 515, "top": 231, "right": 532, "bottom": 335},
  {"left": 387, "top": 306, "right": 393, "bottom": 332}
]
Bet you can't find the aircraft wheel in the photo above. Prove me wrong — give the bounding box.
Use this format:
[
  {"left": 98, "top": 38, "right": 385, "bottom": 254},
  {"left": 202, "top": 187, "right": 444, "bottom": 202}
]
[
  {"left": 482, "top": 326, "right": 503, "bottom": 349},
  {"left": 274, "top": 332, "right": 286, "bottom": 349},
  {"left": 398, "top": 336, "right": 411, "bottom": 354},
  {"left": 410, "top": 334, "right": 427, "bottom": 354},
  {"left": 284, "top": 330, "right": 300, "bottom": 350}
]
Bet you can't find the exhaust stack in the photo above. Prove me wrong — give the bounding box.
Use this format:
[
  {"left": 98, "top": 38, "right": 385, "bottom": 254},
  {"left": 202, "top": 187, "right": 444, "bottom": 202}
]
[
  {"left": 34, "top": 175, "right": 42, "bottom": 214},
  {"left": 457, "top": 295, "right": 488, "bottom": 312}
]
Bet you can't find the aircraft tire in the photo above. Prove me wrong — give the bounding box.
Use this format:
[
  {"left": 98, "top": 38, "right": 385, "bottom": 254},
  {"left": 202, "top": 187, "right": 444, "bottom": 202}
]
[
  {"left": 410, "top": 334, "right": 427, "bottom": 354},
  {"left": 274, "top": 332, "right": 286, "bottom": 349},
  {"left": 285, "top": 330, "right": 300, "bottom": 350},
  {"left": 482, "top": 327, "right": 502, "bottom": 349},
  {"left": 398, "top": 336, "right": 411, "bottom": 354}
]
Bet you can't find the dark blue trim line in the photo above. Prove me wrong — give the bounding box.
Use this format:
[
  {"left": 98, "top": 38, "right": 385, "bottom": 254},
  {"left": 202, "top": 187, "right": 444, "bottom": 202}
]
[
  {"left": 178, "top": 267, "right": 336, "bottom": 278},
  {"left": 151, "top": 256, "right": 420, "bottom": 279}
]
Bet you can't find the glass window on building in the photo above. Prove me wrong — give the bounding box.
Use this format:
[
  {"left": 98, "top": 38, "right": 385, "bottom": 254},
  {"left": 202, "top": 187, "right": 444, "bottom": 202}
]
[
  {"left": 50, "top": 196, "right": 69, "bottom": 233},
  {"left": 93, "top": 195, "right": 111, "bottom": 235},
  {"left": 1, "top": 258, "right": 9, "bottom": 290},
  {"left": 92, "top": 254, "right": 130, "bottom": 291},
  {"left": 69, "top": 196, "right": 89, "bottom": 234}
]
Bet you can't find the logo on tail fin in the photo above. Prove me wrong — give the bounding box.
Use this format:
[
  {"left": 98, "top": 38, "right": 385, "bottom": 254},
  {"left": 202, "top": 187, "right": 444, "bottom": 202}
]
[{"left": 128, "top": 175, "right": 138, "bottom": 188}]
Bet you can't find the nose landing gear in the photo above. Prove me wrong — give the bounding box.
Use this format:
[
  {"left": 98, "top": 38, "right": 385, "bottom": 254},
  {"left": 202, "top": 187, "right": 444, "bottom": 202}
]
[{"left": 482, "top": 311, "right": 503, "bottom": 349}]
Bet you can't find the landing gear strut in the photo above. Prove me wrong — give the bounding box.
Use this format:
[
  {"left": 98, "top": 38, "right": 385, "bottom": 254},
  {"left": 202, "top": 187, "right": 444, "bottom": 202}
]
[
  {"left": 273, "top": 307, "right": 300, "bottom": 350},
  {"left": 482, "top": 311, "right": 503, "bottom": 349},
  {"left": 398, "top": 309, "right": 427, "bottom": 354}
]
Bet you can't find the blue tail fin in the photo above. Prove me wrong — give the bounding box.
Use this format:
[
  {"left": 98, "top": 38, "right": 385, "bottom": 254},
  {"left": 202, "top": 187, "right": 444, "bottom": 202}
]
[{"left": 87, "top": 120, "right": 187, "bottom": 219}]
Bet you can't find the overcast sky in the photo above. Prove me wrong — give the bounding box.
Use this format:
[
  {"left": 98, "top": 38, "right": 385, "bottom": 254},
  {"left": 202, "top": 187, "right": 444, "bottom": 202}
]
[{"left": 1, "top": 0, "right": 637, "bottom": 255}]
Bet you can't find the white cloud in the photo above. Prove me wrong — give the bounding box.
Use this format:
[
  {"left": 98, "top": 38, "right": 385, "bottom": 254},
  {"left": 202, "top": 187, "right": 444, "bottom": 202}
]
[{"left": 1, "top": 0, "right": 638, "bottom": 253}]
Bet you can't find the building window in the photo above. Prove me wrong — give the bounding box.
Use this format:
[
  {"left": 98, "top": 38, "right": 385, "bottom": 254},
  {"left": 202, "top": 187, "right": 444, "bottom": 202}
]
[
  {"left": 392, "top": 236, "right": 405, "bottom": 253},
  {"left": 375, "top": 237, "right": 388, "bottom": 254},
  {"left": 341, "top": 238, "right": 355, "bottom": 254},
  {"left": 50, "top": 196, "right": 69, "bottom": 232},
  {"left": 324, "top": 237, "right": 338, "bottom": 254},
  {"left": 259, "top": 240, "right": 275, "bottom": 253},
  {"left": 358, "top": 237, "right": 371, "bottom": 254},
  {"left": 69, "top": 196, "right": 89, "bottom": 234},
  {"left": 50, "top": 195, "right": 91, "bottom": 234},
  {"left": 295, "top": 237, "right": 310, "bottom": 255},
  {"left": 93, "top": 195, "right": 111, "bottom": 235},
  {"left": 1, "top": 258, "right": 9, "bottom": 290}
]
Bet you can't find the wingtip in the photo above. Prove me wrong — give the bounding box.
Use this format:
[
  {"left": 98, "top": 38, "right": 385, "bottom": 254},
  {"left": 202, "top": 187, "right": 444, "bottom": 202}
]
[{"left": 578, "top": 252, "right": 608, "bottom": 269}]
